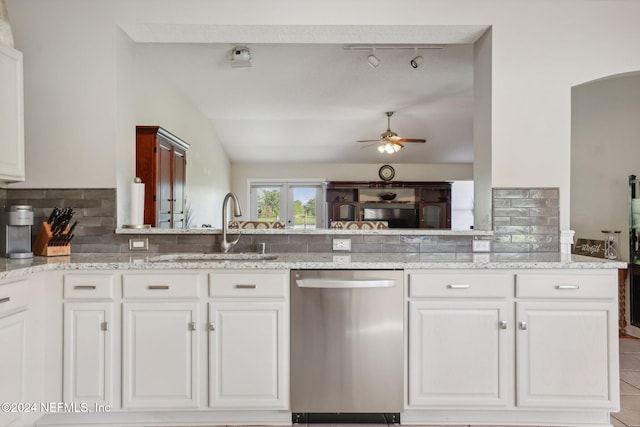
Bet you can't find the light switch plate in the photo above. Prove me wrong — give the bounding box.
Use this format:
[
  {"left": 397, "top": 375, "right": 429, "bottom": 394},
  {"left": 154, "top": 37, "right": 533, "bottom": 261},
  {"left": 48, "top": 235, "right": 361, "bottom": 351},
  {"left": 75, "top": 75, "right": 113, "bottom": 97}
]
[{"left": 129, "top": 238, "right": 149, "bottom": 251}]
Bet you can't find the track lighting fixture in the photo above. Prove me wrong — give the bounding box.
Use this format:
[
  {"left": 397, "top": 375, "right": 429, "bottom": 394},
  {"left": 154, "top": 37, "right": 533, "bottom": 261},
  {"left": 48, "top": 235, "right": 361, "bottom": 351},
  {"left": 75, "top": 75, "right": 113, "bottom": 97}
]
[
  {"left": 344, "top": 45, "right": 443, "bottom": 69},
  {"left": 367, "top": 49, "right": 380, "bottom": 68},
  {"left": 410, "top": 48, "right": 423, "bottom": 69},
  {"left": 230, "top": 46, "right": 252, "bottom": 68}
]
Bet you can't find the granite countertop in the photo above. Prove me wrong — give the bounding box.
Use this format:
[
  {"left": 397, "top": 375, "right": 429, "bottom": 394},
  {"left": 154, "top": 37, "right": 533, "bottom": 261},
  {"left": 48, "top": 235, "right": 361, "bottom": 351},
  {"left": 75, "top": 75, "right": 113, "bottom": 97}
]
[
  {"left": 115, "top": 227, "right": 494, "bottom": 236},
  {"left": 0, "top": 252, "right": 627, "bottom": 281}
]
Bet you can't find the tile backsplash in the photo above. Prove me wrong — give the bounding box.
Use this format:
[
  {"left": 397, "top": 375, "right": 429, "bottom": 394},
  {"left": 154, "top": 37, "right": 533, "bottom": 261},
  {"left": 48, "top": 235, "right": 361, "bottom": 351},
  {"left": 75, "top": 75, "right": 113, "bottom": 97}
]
[
  {"left": 0, "top": 187, "right": 560, "bottom": 254},
  {"left": 492, "top": 188, "right": 560, "bottom": 252}
]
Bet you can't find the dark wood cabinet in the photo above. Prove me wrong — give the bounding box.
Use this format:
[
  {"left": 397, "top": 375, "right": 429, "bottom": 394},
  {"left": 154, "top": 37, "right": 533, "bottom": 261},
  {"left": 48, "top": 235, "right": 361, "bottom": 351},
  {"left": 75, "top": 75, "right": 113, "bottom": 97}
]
[
  {"left": 326, "top": 181, "right": 451, "bottom": 229},
  {"left": 136, "top": 126, "right": 190, "bottom": 229}
]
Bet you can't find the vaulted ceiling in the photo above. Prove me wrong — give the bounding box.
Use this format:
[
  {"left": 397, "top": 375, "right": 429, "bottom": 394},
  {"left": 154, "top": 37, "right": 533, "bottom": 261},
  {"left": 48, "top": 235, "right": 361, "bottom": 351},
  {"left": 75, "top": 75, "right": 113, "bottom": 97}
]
[{"left": 130, "top": 26, "right": 482, "bottom": 164}]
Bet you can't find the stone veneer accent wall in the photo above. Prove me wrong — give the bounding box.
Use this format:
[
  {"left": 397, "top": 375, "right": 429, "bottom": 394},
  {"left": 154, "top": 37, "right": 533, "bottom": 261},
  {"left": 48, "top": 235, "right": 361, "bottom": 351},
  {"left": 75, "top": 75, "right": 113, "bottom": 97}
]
[
  {"left": 0, "top": 187, "right": 560, "bottom": 254},
  {"left": 492, "top": 188, "right": 560, "bottom": 252}
]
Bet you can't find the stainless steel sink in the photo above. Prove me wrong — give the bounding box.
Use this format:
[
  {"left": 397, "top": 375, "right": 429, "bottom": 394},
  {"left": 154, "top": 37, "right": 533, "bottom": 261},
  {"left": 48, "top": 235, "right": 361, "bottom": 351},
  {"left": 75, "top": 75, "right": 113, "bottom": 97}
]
[{"left": 148, "top": 253, "right": 278, "bottom": 262}]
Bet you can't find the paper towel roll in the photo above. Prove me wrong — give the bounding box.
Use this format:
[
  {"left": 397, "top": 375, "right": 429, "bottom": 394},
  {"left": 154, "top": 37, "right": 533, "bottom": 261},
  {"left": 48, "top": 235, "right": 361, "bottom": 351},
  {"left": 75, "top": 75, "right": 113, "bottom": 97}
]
[{"left": 130, "top": 180, "right": 145, "bottom": 226}]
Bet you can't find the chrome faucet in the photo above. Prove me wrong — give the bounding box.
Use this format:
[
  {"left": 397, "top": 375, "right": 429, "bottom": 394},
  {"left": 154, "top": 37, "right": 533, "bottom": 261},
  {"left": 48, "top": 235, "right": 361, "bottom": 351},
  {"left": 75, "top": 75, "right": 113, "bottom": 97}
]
[{"left": 221, "top": 192, "right": 242, "bottom": 253}]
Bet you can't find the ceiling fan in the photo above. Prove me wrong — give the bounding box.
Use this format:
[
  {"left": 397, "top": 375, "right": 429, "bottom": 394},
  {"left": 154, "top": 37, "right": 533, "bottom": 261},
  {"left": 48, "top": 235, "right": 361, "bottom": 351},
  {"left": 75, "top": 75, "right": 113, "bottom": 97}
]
[{"left": 358, "top": 111, "right": 426, "bottom": 154}]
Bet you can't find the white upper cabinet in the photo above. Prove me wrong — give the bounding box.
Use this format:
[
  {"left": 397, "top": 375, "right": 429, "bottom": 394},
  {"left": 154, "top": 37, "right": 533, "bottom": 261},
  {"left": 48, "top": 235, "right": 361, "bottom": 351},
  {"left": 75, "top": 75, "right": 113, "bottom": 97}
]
[{"left": 0, "top": 45, "right": 24, "bottom": 182}]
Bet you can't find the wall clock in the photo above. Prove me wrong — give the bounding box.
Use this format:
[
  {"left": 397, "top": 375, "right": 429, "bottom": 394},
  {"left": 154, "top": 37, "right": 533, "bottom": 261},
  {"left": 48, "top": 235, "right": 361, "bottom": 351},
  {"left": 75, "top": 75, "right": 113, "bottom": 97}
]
[{"left": 378, "top": 165, "right": 395, "bottom": 181}]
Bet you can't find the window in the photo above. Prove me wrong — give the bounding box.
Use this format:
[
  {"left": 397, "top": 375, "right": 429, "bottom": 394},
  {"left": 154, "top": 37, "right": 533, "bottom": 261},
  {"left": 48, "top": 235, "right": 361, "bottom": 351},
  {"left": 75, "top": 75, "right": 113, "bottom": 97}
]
[{"left": 249, "top": 181, "right": 325, "bottom": 229}]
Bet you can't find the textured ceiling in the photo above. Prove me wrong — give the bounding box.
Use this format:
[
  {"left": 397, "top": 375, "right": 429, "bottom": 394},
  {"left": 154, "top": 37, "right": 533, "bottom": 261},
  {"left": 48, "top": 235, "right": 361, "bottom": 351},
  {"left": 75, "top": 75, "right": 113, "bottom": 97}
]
[{"left": 129, "top": 25, "right": 483, "bottom": 164}]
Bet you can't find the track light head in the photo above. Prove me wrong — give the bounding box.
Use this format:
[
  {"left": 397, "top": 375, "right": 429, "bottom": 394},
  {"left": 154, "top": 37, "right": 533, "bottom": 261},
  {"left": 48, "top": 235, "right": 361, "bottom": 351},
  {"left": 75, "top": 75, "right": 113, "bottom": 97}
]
[
  {"left": 231, "top": 46, "right": 252, "bottom": 68},
  {"left": 367, "top": 49, "right": 380, "bottom": 68},
  {"left": 410, "top": 54, "right": 423, "bottom": 69}
]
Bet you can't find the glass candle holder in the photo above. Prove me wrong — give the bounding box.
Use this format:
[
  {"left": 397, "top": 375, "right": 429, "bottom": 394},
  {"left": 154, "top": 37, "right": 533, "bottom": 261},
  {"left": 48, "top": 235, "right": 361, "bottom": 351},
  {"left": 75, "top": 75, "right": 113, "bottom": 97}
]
[{"left": 601, "top": 230, "right": 621, "bottom": 260}]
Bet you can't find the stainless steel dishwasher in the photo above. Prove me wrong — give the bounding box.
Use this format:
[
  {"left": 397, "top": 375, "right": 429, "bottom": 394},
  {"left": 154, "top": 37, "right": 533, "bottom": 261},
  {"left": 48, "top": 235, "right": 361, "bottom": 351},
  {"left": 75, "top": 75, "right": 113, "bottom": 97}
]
[{"left": 290, "top": 269, "right": 403, "bottom": 424}]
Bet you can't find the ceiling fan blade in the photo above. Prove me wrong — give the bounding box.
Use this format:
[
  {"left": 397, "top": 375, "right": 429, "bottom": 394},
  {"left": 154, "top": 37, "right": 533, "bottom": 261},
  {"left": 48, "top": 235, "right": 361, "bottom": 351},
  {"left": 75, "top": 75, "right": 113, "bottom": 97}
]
[
  {"left": 359, "top": 141, "right": 381, "bottom": 149},
  {"left": 396, "top": 138, "right": 426, "bottom": 143},
  {"left": 357, "top": 139, "right": 382, "bottom": 143}
]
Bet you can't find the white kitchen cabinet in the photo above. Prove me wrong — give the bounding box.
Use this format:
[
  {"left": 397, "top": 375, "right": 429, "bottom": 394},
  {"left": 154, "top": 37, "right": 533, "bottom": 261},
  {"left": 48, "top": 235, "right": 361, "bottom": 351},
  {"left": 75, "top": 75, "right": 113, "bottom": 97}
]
[
  {"left": 208, "top": 270, "right": 289, "bottom": 410},
  {"left": 0, "top": 310, "right": 28, "bottom": 427},
  {"left": 409, "top": 300, "right": 512, "bottom": 407},
  {"left": 62, "top": 274, "right": 115, "bottom": 407},
  {"left": 121, "top": 272, "right": 202, "bottom": 409},
  {"left": 0, "top": 44, "right": 24, "bottom": 182},
  {"left": 63, "top": 302, "right": 113, "bottom": 406},
  {"left": 404, "top": 268, "right": 619, "bottom": 426},
  {"left": 0, "top": 275, "right": 44, "bottom": 427},
  {"left": 515, "top": 271, "right": 619, "bottom": 409},
  {"left": 122, "top": 301, "right": 200, "bottom": 409},
  {"left": 407, "top": 271, "right": 513, "bottom": 408}
]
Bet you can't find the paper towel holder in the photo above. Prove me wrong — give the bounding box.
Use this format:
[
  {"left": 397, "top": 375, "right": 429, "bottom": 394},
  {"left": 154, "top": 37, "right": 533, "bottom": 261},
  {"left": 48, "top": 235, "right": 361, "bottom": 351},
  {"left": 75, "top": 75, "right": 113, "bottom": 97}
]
[{"left": 123, "top": 177, "right": 151, "bottom": 229}]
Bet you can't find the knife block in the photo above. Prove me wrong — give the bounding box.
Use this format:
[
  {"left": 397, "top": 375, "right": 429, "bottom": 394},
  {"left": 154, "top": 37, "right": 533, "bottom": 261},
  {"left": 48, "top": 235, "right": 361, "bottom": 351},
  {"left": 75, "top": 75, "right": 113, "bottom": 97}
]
[{"left": 33, "top": 222, "right": 72, "bottom": 256}]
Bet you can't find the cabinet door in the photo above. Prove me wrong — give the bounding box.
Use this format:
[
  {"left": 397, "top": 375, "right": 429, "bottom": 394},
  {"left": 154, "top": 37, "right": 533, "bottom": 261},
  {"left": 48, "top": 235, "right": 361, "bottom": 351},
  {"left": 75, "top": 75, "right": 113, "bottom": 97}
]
[
  {"left": 63, "top": 302, "right": 113, "bottom": 406},
  {"left": 172, "top": 149, "right": 186, "bottom": 229},
  {"left": 209, "top": 301, "right": 287, "bottom": 409},
  {"left": 157, "top": 141, "right": 173, "bottom": 229},
  {"left": 516, "top": 301, "right": 618, "bottom": 409},
  {"left": 408, "top": 300, "right": 512, "bottom": 407},
  {"left": 419, "top": 202, "right": 450, "bottom": 229},
  {"left": 0, "top": 45, "right": 24, "bottom": 182},
  {"left": 0, "top": 310, "right": 28, "bottom": 426},
  {"left": 122, "top": 302, "right": 200, "bottom": 409}
]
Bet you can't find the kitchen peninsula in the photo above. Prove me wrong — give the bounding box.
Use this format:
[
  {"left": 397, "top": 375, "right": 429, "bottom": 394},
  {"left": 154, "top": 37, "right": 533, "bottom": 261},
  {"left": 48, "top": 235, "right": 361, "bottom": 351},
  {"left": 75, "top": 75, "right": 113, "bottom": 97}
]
[{"left": 0, "top": 252, "right": 624, "bottom": 427}]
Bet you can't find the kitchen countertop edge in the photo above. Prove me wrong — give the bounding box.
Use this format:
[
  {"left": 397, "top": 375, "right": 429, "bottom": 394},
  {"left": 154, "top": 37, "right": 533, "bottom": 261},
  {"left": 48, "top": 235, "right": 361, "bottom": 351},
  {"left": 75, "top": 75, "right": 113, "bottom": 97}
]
[{"left": 0, "top": 253, "right": 626, "bottom": 282}]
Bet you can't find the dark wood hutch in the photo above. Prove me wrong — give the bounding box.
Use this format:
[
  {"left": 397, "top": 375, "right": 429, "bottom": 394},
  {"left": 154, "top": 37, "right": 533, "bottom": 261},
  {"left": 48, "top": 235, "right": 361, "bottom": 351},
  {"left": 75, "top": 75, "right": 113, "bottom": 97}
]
[
  {"left": 326, "top": 181, "right": 451, "bottom": 229},
  {"left": 136, "top": 126, "right": 189, "bottom": 229}
]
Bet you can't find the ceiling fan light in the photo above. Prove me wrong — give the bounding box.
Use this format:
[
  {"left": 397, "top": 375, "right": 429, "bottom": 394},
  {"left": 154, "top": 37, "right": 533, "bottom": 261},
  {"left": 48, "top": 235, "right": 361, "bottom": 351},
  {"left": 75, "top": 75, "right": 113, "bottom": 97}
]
[
  {"left": 385, "top": 143, "right": 395, "bottom": 154},
  {"left": 392, "top": 143, "right": 402, "bottom": 152},
  {"left": 377, "top": 144, "right": 385, "bottom": 153}
]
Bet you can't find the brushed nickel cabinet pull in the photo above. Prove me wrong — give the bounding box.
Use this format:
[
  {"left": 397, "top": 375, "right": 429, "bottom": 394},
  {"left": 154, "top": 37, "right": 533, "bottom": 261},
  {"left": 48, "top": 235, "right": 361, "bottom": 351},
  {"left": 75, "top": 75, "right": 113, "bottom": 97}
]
[
  {"left": 101, "top": 322, "right": 108, "bottom": 331},
  {"left": 447, "top": 284, "right": 470, "bottom": 289},
  {"left": 499, "top": 320, "right": 508, "bottom": 330},
  {"left": 189, "top": 322, "right": 196, "bottom": 331},
  {"left": 234, "top": 284, "right": 257, "bottom": 289},
  {"left": 555, "top": 285, "right": 580, "bottom": 290},
  {"left": 74, "top": 285, "right": 96, "bottom": 290},
  {"left": 209, "top": 323, "right": 215, "bottom": 331},
  {"left": 148, "top": 285, "right": 170, "bottom": 290},
  {"left": 519, "top": 321, "right": 528, "bottom": 330},
  {"left": 0, "top": 297, "right": 10, "bottom": 304}
]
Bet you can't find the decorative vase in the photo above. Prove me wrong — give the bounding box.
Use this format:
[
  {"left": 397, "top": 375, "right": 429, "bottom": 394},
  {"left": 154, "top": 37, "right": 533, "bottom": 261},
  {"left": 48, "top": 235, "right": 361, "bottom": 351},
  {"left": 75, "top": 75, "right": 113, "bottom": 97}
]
[{"left": 0, "top": 0, "right": 14, "bottom": 48}]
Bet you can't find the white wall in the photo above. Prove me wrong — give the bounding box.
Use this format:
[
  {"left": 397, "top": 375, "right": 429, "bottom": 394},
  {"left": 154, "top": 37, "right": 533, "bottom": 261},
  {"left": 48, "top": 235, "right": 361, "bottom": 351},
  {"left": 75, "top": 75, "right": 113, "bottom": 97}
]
[
  {"left": 570, "top": 72, "right": 640, "bottom": 262},
  {"left": 5, "top": 0, "right": 640, "bottom": 230},
  {"left": 136, "top": 60, "right": 231, "bottom": 228}
]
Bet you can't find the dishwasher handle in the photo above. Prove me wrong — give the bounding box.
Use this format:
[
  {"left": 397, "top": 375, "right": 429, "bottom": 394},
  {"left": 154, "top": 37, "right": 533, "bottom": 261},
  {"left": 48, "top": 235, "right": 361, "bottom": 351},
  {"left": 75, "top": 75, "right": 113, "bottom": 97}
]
[{"left": 296, "top": 278, "right": 396, "bottom": 289}]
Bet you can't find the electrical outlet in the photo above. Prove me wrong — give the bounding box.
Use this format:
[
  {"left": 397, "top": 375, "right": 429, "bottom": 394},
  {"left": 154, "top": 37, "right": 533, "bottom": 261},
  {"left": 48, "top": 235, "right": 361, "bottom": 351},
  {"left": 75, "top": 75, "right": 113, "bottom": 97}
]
[
  {"left": 332, "top": 238, "right": 351, "bottom": 251},
  {"left": 129, "top": 237, "right": 149, "bottom": 251},
  {"left": 472, "top": 239, "right": 491, "bottom": 252}
]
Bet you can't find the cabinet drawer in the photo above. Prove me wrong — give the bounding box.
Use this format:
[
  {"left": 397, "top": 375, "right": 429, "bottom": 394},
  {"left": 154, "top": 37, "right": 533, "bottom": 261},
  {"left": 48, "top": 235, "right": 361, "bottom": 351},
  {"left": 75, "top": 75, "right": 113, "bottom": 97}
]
[
  {"left": 209, "top": 271, "right": 288, "bottom": 298},
  {"left": 122, "top": 274, "right": 201, "bottom": 298},
  {"left": 64, "top": 274, "right": 114, "bottom": 299},
  {"left": 0, "top": 279, "right": 30, "bottom": 314},
  {"left": 408, "top": 272, "right": 513, "bottom": 298},
  {"left": 516, "top": 272, "right": 617, "bottom": 299}
]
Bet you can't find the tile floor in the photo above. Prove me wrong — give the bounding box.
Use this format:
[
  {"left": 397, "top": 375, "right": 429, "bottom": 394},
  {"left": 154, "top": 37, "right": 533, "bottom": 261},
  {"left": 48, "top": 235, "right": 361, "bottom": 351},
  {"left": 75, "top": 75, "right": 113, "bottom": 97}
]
[{"left": 612, "top": 337, "right": 640, "bottom": 427}]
